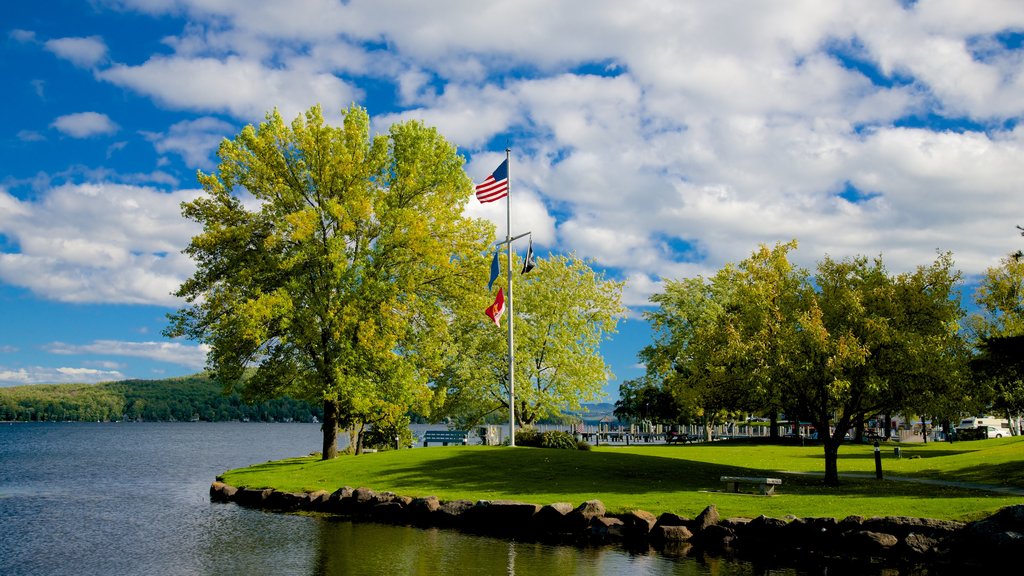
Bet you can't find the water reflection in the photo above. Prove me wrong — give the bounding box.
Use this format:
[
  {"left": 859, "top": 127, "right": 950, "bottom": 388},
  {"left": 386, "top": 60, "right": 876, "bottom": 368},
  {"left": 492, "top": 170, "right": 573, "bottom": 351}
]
[{"left": 309, "top": 517, "right": 766, "bottom": 576}]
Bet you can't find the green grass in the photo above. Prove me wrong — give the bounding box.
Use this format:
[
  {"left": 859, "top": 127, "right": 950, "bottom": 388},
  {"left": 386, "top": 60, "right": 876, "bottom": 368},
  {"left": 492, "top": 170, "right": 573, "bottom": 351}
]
[{"left": 221, "top": 436, "right": 1024, "bottom": 522}]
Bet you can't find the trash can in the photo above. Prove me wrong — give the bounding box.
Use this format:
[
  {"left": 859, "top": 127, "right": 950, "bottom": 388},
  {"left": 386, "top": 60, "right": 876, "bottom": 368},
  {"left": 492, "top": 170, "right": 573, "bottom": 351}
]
[{"left": 894, "top": 446, "right": 901, "bottom": 459}]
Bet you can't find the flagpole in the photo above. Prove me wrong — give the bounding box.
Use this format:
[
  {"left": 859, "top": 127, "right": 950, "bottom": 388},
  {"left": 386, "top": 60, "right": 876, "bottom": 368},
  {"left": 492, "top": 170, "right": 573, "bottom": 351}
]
[{"left": 505, "top": 147, "right": 515, "bottom": 448}]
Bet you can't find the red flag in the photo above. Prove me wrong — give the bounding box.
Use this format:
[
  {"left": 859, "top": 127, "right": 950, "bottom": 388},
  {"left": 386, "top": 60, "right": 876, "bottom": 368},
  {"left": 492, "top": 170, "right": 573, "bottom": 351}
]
[{"left": 485, "top": 288, "right": 505, "bottom": 326}]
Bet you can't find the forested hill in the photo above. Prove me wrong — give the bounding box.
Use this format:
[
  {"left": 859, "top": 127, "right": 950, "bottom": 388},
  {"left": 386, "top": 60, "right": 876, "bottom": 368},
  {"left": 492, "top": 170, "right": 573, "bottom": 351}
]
[{"left": 0, "top": 375, "right": 322, "bottom": 423}]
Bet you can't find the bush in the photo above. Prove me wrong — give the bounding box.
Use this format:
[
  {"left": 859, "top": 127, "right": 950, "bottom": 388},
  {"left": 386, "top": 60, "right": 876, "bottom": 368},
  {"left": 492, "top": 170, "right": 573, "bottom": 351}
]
[
  {"left": 540, "top": 431, "right": 578, "bottom": 450},
  {"left": 512, "top": 427, "right": 582, "bottom": 450}
]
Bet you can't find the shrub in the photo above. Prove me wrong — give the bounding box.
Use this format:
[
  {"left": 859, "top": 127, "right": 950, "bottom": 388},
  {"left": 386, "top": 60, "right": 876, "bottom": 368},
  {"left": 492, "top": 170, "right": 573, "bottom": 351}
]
[
  {"left": 511, "top": 427, "right": 582, "bottom": 450},
  {"left": 540, "top": 430, "right": 578, "bottom": 450}
]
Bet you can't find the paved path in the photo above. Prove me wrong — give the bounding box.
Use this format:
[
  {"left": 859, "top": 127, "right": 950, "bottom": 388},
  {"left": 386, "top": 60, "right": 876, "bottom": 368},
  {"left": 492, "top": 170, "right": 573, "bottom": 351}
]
[{"left": 779, "top": 471, "right": 1024, "bottom": 496}]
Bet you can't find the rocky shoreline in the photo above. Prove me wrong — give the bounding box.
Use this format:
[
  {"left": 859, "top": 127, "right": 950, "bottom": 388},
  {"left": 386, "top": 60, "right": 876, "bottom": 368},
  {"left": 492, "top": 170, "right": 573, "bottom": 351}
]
[{"left": 210, "top": 481, "right": 1023, "bottom": 570}]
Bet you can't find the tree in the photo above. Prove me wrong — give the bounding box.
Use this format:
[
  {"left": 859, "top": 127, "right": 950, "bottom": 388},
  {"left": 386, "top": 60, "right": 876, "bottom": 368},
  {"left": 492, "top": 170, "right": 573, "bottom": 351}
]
[
  {"left": 785, "top": 253, "right": 966, "bottom": 484},
  {"left": 969, "top": 253, "right": 1024, "bottom": 433},
  {"left": 641, "top": 270, "right": 746, "bottom": 440},
  {"left": 166, "top": 105, "right": 492, "bottom": 458},
  {"left": 433, "top": 253, "right": 623, "bottom": 428}
]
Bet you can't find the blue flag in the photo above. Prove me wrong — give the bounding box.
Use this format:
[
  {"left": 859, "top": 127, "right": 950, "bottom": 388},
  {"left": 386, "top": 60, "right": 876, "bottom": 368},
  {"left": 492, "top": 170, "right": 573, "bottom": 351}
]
[{"left": 487, "top": 250, "right": 500, "bottom": 291}]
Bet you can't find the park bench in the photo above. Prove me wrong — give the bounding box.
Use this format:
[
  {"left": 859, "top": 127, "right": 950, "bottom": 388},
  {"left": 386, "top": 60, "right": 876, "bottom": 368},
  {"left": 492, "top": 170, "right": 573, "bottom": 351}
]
[
  {"left": 720, "top": 476, "right": 782, "bottom": 495},
  {"left": 666, "top": 431, "right": 700, "bottom": 444},
  {"left": 422, "top": 430, "right": 469, "bottom": 447}
]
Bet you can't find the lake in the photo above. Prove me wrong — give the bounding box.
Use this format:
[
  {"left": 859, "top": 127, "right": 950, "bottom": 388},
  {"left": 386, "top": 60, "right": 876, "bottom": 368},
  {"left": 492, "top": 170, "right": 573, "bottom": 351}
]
[{"left": 0, "top": 422, "right": 884, "bottom": 575}]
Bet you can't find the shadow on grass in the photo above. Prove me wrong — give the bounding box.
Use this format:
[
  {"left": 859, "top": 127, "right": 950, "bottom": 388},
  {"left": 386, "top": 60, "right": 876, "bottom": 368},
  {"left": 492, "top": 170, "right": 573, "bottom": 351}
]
[{"left": 369, "top": 448, "right": 1012, "bottom": 502}]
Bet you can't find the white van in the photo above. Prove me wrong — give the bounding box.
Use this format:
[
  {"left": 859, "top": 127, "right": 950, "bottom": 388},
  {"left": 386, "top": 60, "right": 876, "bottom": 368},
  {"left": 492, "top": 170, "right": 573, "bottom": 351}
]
[{"left": 957, "top": 416, "right": 1010, "bottom": 438}]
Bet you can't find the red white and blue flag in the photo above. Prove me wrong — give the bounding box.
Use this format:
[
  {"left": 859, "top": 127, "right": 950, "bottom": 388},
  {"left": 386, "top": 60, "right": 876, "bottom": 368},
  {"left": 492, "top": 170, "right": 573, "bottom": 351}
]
[{"left": 475, "top": 159, "right": 509, "bottom": 203}]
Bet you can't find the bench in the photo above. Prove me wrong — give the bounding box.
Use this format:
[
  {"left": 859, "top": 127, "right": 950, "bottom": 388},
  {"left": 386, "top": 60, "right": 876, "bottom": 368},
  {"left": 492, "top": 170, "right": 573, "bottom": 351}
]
[
  {"left": 422, "top": 430, "right": 469, "bottom": 447},
  {"left": 666, "top": 432, "right": 700, "bottom": 444},
  {"left": 720, "top": 476, "right": 782, "bottom": 495}
]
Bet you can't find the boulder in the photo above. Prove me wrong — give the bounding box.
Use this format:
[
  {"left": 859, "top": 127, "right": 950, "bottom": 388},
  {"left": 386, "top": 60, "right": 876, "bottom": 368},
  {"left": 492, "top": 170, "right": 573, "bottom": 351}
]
[
  {"left": 435, "top": 499, "right": 474, "bottom": 527},
  {"left": 652, "top": 524, "right": 693, "bottom": 542},
  {"left": 463, "top": 500, "right": 540, "bottom": 536},
  {"left": 233, "top": 487, "right": 273, "bottom": 508},
  {"left": 209, "top": 481, "right": 237, "bottom": 502},
  {"left": 842, "top": 530, "right": 898, "bottom": 557},
  {"left": 654, "top": 512, "right": 691, "bottom": 529},
  {"left": 407, "top": 496, "right": 441, "bottom": 526},
  {"left": 565, "top": 500, "right": 606, "bottom": 533},
  {"left": 618, "top": 510, "right": 657, "bottom": 539},
  {"left": 370, "top": 501, "right": 407, "bottom": 524},
  {"left": 693, "top": 505, "right": 720, "bottom": 533},
  {"left": 534, "top": 502, "right": 574, "bottom": 536},
  {"left": 590, "top": 516, "right": 625, "bottom": 541}
]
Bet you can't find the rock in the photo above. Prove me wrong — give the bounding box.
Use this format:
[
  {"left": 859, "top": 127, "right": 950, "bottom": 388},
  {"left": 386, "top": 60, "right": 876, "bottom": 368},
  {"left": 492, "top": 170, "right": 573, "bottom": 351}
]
[
  {"left": 693, "top": 505, "right": 720, "bottom": 533},
  {"left": 534, "top": 502, "right": 574, "bottom": 536},
  {"left": 351, "top": 487, "right": 377, "bottom": 514},
  {"left": 904, "top": 532, "right": 941, "bottom": 557},
  {"left": 370, "top": 501, "right": 407, "bottom": 524},
  {"left": 590, "top": 516, "right": 625, "bottom": 541},
  {"left": 324, "top": 486, "right": 354, "bottom": 514},
  {"left": 565, "top": 500, "right": 606, "bottom": 533},
  {"left": 652, "top": 524, "right": 693, "bottom": 542},
  {"left": 842, "top": 530, "right": 898, "bottom": 556},
  {"left": 436, "top": 499, "right": 474, "bottom": 527},
  {"left": 233, "top": 487, "right": 273, "bottom": 507},
  {"left": 654, "top": 512, "right": 690, "bottom": 529},
  {"left": 619, "top": 510, "right": 657, "bottom": 539},
  {"left": 698, "top": 524, "right": 736, "bottom": 552},
  {"left": 463, "top": 500, "right": 540, "bottom": 536},
  {"left": 209, "top": 481, "right": 237, "bottom": 502},
  {"left": 408, "top": 496, "right": 441, "bottom": 526}
]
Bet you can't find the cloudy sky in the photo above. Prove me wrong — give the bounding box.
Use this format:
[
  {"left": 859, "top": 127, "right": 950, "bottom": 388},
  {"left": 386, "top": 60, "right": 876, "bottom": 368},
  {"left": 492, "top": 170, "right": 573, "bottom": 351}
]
[{"left": 2, "top": 0, "right": 1022, "bottom": 397}]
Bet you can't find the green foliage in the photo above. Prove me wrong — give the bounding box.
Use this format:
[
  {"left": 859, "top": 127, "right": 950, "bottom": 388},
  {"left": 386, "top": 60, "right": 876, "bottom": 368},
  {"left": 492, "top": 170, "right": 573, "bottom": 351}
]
[
  {"left": 0, "top": 375, "right": 321, "bottom": 423},
  {"left": 363, "top": 414, "right": 415, "bottom": 451},
  {"left": 512, "top": 427, "right": 581, "bottom": 450},
  {"left": 165, "top": 104, "right": 494, "bottom": 457},
  {"left": 434, "top": 252, "right": 624, "bottom": 428},
  {"left": 641, "top": 242, "right": 970, "bottom": 484}
]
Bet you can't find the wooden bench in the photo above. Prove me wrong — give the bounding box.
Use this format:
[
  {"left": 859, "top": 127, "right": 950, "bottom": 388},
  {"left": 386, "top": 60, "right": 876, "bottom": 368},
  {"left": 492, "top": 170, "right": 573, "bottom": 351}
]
[
  {"left": 422, "top": 430, "right": 469, "bottom": 447},
  {"left": 720, "top": 476, "right": 782, "bottom": 495}
]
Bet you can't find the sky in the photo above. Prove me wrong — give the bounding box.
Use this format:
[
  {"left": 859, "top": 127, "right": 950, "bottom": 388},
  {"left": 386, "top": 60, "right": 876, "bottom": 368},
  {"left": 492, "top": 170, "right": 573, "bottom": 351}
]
[{"left": 1, "top": 1, "right": 1023, "bottom": 399}]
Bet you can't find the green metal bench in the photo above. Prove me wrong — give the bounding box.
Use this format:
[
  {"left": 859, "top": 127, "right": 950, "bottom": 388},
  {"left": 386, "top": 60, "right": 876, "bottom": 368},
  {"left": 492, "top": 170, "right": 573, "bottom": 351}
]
[{"left": 422, "top": 430, "right": 469, "bottom": 447}]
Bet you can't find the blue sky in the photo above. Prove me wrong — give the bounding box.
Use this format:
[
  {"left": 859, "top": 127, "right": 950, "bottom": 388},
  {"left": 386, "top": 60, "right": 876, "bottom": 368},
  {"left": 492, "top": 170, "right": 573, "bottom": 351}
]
[{"left": 1, "top": 1, "right": 1023, "bottom": 399}]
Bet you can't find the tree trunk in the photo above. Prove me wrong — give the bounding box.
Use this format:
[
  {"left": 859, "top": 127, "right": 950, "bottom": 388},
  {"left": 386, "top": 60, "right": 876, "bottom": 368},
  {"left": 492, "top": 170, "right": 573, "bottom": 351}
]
[
  {"left": 769, "top": 412, "right": 779, "bottom": 440},
  {"left": 822, "top": 437, "right": 841, "bottom": 486},
  {"left": 321, "top": 399, "right": 339, "bottom": 460},
  {"left": 883, "top": 413, "right": 892, "bottom": 440},
  {"left": 921, "top": 419, "right": 928, "bottom": 444},
  {"left": 355, "top": 421, "right": 366, "bottom": 455}
]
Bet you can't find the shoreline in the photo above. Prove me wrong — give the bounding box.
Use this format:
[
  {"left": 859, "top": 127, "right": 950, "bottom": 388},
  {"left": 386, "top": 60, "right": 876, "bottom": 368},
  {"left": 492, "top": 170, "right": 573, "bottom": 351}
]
[{"left": 210, "top": 480, "right": 1024, "bottom": 570}]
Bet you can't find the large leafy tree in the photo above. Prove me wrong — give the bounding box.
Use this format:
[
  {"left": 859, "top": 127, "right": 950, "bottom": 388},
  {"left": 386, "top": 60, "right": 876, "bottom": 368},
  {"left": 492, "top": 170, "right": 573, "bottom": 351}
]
[
  {"left": 166, "top": 105, "right": 492, "bottom": 458},
  {"left": 434, "top": 253, "right": 623, "bottom": 427},
  {"left": 641, "top": 270, "right": 746, "bottom": 440},
  {"left": 969, "top": 253, "right": 1024, "bottom": 432},
  {"left": 785, "top": 253, "right": 965, "bottom": 484},
  {"left": 642, "top": 245, "right": 967, "bottom": 485}
]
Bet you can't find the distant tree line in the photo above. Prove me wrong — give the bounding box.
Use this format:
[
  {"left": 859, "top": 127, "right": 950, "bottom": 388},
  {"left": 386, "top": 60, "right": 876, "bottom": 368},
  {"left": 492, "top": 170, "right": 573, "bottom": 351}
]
[{"left": 0, "top": 375, "right": 322, "bottom": 423}]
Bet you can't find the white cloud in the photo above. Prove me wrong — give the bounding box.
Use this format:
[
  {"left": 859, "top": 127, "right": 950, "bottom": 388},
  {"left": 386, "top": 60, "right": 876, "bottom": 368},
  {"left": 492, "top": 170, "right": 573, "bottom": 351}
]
[
  {"left": 97, "top": 55, "right": 360, "bottom": 122},
  {"left": 46, "top": 340, "right": 209, "bottom": 370},
  {"left": 0, "top": 366, "right": 124, "bottom": 386},
  {"left": 0, "top": 183, "right": 200, "bottom": 305},
  {"left": 45, "top": 35, "right": 109, "bottom": 68},
  {"left": 10, "top": 0, "right": 1024, "bottom": 313},
  {"left": 51, "top": 112, "right": 119, "bottom": 138},
  {"left": 143, "top": 116, "right": 235, "bottom": 169}
]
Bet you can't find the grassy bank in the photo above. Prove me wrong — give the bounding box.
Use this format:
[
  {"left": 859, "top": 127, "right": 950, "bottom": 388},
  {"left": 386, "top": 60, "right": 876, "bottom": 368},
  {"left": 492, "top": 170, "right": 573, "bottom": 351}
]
[{"left": 221, "top": 436, "right": 1024, "bottom": 522}]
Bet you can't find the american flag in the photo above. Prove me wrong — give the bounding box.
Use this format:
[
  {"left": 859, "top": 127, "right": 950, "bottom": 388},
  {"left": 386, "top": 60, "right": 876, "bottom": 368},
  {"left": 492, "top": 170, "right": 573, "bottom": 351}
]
[{"left": 475, "top": 159, "right": 509, "bottom": 203}]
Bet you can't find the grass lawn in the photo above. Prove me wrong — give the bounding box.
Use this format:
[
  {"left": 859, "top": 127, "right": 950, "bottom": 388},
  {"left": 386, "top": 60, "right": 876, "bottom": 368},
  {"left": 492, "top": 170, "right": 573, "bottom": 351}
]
[{"left": 220, "top": 435, "right": 1024, "bottom": 522}]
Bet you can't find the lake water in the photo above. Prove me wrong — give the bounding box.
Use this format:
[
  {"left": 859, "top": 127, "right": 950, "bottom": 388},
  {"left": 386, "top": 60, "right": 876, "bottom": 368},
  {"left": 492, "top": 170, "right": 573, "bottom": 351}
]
[{"left": 0, "top": 422, "right": 868, "bottom": 575}]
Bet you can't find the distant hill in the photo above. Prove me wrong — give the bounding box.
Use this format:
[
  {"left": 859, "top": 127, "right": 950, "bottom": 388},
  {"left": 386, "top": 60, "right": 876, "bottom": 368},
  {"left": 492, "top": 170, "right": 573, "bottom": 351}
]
[
  {"left": 1, "top": 375, "right": 620, "bottom": 425},
  {"left": 0, "top": 374, "right": 321, "bottom": 423}
]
